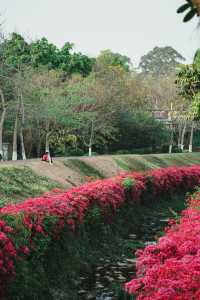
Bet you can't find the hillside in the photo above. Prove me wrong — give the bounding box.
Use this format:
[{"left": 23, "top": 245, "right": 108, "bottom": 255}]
[{"left": 1, "top": 152, "right": 200, "bottom": 205}]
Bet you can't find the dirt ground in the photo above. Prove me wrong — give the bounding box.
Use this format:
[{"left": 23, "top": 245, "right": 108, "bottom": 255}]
[{"left": 0, "top": 156, "right": 121, "bottom": 188}]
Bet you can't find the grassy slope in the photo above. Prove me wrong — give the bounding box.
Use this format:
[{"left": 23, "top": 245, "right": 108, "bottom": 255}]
[
  {"left": 65, "top": 152, "right": 200, "bottom": 178},
  {"left": 0, "top": 166, "right": 61, "bottom": 206},
  {"left": 0, "top": 153, "right": 200, "bottom": 206},
  {"left": 64, "top": 159, "right": 105, "bottom": 179},
  {"left": 113, "top": 152, "right": 200, "bottom": 172}
]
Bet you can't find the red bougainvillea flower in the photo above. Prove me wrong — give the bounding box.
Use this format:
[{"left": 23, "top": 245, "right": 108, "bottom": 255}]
[
  {"left": 0, "top": 165, "right": 200, "bottom": 297},
  {"left": 125, "top": 189, "right": 200, "bottom": 299}
]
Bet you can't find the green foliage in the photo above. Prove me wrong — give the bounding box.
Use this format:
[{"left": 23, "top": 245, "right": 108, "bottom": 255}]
[
  {"left": 123, "top": 177, "right": 135, "bottom": 190},
  {"left": 0, "top": 29, "right": 189, "bottom": 158},
  {"left": 114, "top": 157, "right": 131, "bottom": 171},
  {"left": 177, "top": 1, "right": 198, "bottom": 22},
  {"left": 176, "top": 64, "right": 200, "bottom": 99},
  {"left": 97, "top": 49, "right": 132, "bottom": 71},
  {"left": 139, "top": 46, "right": 185, "bottom": 75},
  {"left": 65, "top": 159, "right": 105, "bottom": 179},
  {"left": 176, "top": 53, "right": 200, "bottom": 118},
  {"left": 194, "top": 49, "right": 200, "bottom": 68},
  {"left": 112, "top": 284, "right": 135, "bottom": 300},
  {"left": 0, "top": 33, "right": 31, "bottom": 70},
  {"left": 54, "top": 144, "right": 85, "bottom": 157},
  {"left": 113, "top": 153, "right": 200, "bottom": 172},
  {"left": 0, "top": 33, "right": 95, "bottom": 76},
  {"left": 0, "top": 167, "right": 61, "bottom": 206},
  {"left": 111, "top": 111, "right": 169, "bottom": 152}
]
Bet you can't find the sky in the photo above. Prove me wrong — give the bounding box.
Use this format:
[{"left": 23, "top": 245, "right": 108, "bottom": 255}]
[{"left": 1, "top": 0, "right": 200, "bottom": 67}]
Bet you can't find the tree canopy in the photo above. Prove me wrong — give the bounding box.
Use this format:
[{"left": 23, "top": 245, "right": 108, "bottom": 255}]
[
  {"left": 0, "top": 28, "right": 187, "bottom": 159},
  {"left": 97, "top": 50, "right": 132, "bottom": 72},
  {"left": 0, "top": 33, "right": 95, "bottom": 76},
  {"left": 139, "top": 46, "right": 185, "bottom": 76}
]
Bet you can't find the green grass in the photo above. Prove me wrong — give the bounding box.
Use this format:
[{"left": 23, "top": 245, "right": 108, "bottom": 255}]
[
  {"left": 114, "top": 152, "right": 200, "bottom": 172},
  {"left": 114, "top": 158, "right": 131, "bottom": 171},
  {"left": 0, "top": 166, "right": 61, "bottom": 206},
  {"left": 64, "top": 158, "right": 105, "bottom": 179},
  {"left": 1, "top": 153, "right": 199, "bottom": 207}
]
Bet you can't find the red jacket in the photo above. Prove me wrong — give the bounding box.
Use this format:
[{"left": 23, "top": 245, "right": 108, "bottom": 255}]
[{"left": 42, "top": 154, "right": 49, "bottom": 162}]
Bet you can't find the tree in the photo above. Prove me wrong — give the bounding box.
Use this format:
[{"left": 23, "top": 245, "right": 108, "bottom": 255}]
[
  {"left": 0, "top": 31, "right": 17, "bottom": 159},
  {"left": 8, "top": 67, "right": 31, "bottom": 161},
  {"left": 97, "top": 50, "right": 132, "bottom": 72},
  {"left": 22, "top": 70, "right": 98, "bottom": 157},
  {"left": 30, "top": 38, "right": 60, "bottom": 69},
  {"left": 66, "top": 73, "right": 119, "bottom": 156},
  {"left": 0, "top": 87, "right": 6, "bottom": 158},
  {"left": 175, "top": 54, "right": 200, "bottom": 151},
  {"left": 0, "top": 33, "right": 95, "bottom": 77},
  {"left": 0, "top": 33, "right": 30, "bottom": 70},
  {"left": 139, "top": 47, "right": 185, "bottom": 76},
  {"left": 110, "top": 111, "right": 169, "bottom": 152}
]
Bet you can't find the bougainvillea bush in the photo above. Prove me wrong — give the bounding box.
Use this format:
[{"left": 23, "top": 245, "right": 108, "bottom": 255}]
[
  {"left": 1, "top": 165, "right": 200, "bottom": 298},
  {"left": 125, "top": 189, "right": 200, "bottom": 300}
]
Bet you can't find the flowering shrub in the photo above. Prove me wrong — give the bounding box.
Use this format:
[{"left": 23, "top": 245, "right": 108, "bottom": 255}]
[
  {"left": 125, "top": 189, "right": 200, "bottom": 300},
  {"left": 1, "top": 165, "right": 200, "bottom": 297},
  {"left": 148, "top": 165, "right": 200, "bottom": 197},
  {"left": 0, "top": 220, "right": 17, "bottom": 299}
]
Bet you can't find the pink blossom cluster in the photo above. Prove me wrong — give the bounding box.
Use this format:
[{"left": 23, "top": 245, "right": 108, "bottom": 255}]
[
  {"left": 0, "top": 220, "right": 17, "bottom": 299},
  {"left": 148, "top": 165, "right": 200, "bottom": 197},
  {"left": 0, "top": 165, "right": 200, "bottom": 296},
  {"left": 125, "top": 189, "right": 200, "bottom": 299}
]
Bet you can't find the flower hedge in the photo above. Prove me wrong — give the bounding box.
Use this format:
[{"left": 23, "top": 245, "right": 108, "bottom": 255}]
[
  {"left": 125, "top": 186, "right": 200, "bottom": 299},
  {"left": 1, "top": 165, "right": 200, "bottom": 298}
]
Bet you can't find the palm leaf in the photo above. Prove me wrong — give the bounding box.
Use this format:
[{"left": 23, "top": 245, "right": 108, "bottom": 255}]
[
  {"left": 177, "top": 3, "right": 191, "bottom": 13},
  {"left": 183, "top": 8, "right": 197, "bottom": 21}
]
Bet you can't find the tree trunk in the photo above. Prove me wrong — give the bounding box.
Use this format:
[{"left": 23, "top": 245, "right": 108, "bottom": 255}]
[
  {"left": 177, "top": 124, "right": 182, "bottom": 149},
  {"left": 36, "top": 120, "right": 42, "bottom": 157},
  {"left": 12, "top": 115, "right": 18, "bottom": 161},
  {"left": 88, "top": 120, "right": 94, "bottom": 157},
  {"left": 19, "top": 127, "right": 26, "bottom": 160},
  {"left": 0, "top": 88, "right": 6, "bottom": 158},
  {"left": 26, "top": 128, "right": 33, "bottom": 158},
  {"left": 45, "top": 134, "right": 52, "bottom": 164},
  {"left": 45, "top": 120, "right": 50, "bottom": 152},
  {"left": 189, "top": 122, "right": 195, "bottom": 153},
  {"left": 12, "top": 87, "right": 21, "bottom": 161},
  {"left": 169, "top": 125, "right": 174, "bottom": 154},
  {"left": 180, "top": 121, "right": 187, "bottom": 151},
  {"left": 45, "top": 122, "right": 52, "bottom": 164},
  {"left": 37, "top": 137, "right": 42, "bottom": 158},
  {"left": 19, "top": 91, "right": 26, "bottom": 160},
  {"left": 89, "top": 145, "right": 92, "bottom": 157},
  {"left": 45, "top": 132, "right": 50, "bottom": 152}
]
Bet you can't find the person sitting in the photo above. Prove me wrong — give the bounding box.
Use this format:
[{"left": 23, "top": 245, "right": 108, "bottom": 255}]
[{"left": 41, "top": 151, "right": 52, "bottom": 163}]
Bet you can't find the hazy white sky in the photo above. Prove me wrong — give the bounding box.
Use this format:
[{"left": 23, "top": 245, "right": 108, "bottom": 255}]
[{"left": 1, "top": 0, "right": 200, "bottom": 66}]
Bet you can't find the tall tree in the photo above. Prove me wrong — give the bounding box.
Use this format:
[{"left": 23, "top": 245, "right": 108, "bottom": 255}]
[
  {"left": 0, "top": 33, "right": 95, "bottom": 76},
  {"left": 0, "top": 33, "right": 30, "bottom": 70},
  {"left": 175, "top": 54, "right": 200, "bottom": 151},
  {"left": 97, "top": 50, "right": 132, "bottom": 72},
  {"left": 139, "top": 47, "right": 185, "bottom": 76}
]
